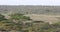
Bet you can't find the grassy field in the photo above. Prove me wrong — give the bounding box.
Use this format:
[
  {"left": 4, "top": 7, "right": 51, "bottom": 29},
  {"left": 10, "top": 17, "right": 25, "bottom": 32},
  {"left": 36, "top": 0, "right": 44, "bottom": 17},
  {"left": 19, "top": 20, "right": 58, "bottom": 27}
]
[{"left": 0, "top": 5, "right": 60, "bottom": 32}]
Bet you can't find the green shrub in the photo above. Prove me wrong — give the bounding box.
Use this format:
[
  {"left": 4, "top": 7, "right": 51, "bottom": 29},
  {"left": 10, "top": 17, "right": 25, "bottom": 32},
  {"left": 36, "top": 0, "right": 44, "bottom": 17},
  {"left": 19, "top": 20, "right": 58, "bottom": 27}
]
[
  {"left": 10, "top": 13, "right": 31, "bottom": 20},
  {"left": 0, "top": 14, "right": 7, "bottom": 21}
]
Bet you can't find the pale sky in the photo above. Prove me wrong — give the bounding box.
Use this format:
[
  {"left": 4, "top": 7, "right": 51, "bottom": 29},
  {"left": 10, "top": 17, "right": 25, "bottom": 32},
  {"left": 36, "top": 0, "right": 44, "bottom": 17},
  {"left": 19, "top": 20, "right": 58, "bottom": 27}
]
[{"left": 0, "top": 0, "right": 60, "bottom": 5}]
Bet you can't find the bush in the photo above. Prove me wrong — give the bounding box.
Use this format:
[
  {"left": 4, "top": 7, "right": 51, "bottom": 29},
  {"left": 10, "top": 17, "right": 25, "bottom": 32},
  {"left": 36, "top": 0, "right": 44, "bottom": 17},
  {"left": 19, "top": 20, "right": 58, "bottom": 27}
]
[
  {"left": 0, "top": 14, "right": 7, "bottom": 21},
  {"left": 10, "top": 13, "right": 31, "bottom": 20}
]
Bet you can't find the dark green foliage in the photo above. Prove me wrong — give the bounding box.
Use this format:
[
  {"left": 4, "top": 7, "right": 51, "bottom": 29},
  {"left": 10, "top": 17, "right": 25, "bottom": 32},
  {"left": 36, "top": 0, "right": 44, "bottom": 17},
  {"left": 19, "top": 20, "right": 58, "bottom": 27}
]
[
  {"left": 52, "top": 22, "right": 60, "bottom": 28},
  {"left": 10, "top": 13, "right": 31, "bottom": 20},
  {"left": 45, "top": 9, "right": 50, "bottom": 12},
  {"left": 33, "top": 21, "right": 44, "bottom": 23},
  {"left": 41, "top": 23, "right": 52, "bottom": 30},
  {"left": 23, "top": 16, "right": 31, "bottom": 20},
  {"left": 0, "top": 14, "right": 7, "bottom": 21},
  {"left": 22, "top": 30, "right": 29, "bottom": 32}
]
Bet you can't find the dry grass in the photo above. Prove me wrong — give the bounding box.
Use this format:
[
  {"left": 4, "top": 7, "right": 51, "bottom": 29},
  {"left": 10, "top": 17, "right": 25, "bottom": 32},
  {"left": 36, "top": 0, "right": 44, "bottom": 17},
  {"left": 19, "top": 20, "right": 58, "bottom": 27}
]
[{"left": 24, "top": 14, "right": 60, "bottom": 24}]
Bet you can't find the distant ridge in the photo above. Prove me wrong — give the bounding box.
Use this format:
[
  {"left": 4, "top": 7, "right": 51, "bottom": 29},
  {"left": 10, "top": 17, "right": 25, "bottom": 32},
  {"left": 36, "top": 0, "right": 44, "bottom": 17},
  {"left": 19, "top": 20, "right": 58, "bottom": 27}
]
[{"left": 0, "top": 5, "right": 60, "bottom": 15}]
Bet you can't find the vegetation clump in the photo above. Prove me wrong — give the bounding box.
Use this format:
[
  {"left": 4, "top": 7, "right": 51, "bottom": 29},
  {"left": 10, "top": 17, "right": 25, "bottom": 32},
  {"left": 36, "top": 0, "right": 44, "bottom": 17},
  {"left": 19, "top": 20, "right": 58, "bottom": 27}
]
[
  {"left": 10, "top": 13, "right": 31, "bottom": 20},
  {"left": 0, "top": 14, "right": 7, "bottom": 21}
]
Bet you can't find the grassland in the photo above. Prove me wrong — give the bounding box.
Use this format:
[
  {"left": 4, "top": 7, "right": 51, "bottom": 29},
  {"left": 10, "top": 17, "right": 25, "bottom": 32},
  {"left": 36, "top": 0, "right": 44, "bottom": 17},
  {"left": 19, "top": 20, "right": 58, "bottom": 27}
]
[{"left": 0, "top": 5, "right": 60, "bottom": 32}]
